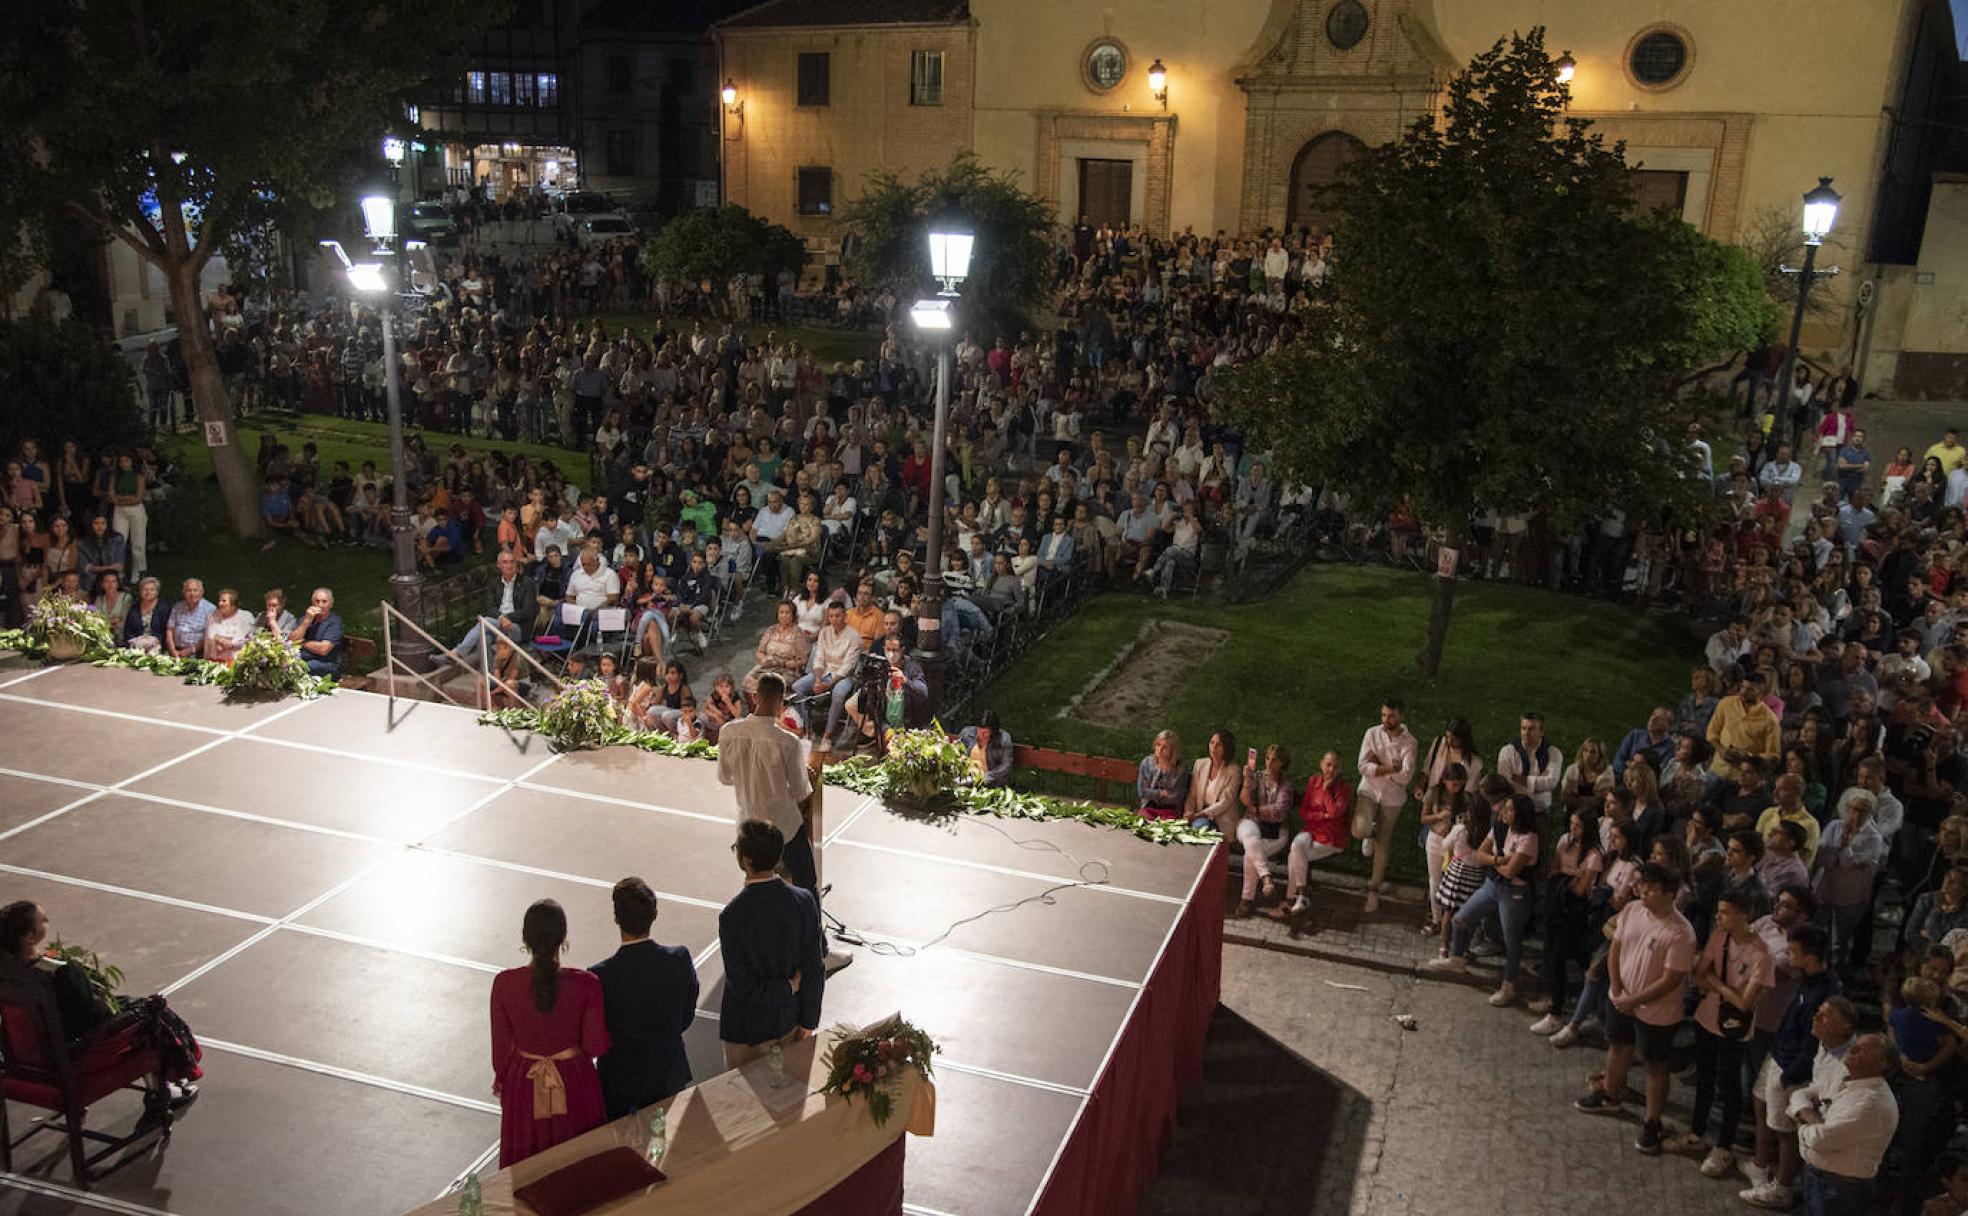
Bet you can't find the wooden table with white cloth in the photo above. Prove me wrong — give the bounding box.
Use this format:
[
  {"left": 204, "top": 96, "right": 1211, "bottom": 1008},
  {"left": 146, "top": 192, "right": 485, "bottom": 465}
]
[{"left": 401, "top": 1018, "right": 934, "bottom": 1216}]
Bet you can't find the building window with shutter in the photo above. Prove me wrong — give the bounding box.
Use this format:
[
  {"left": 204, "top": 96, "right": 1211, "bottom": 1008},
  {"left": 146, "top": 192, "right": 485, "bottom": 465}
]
[
  {"left": 911, "top": 50, "right": 944, "bottom": 106},
  {"left": 605, "top": 129, "right": 638, "bottom": 177},
  {"left": 797, "top": 53, "right": 830, "bottom": 106},
  {"left": 513, "top": 72, "right": 536, "bottom": 106},
  {"left": 489, "top": 71, "right": 512, "bottom": 105},
  {"left": 537, "top": 73, "right": 559, "bottom": 107},
  {"left": 797, "top": 167, "right": 833, "bottom": 215}
]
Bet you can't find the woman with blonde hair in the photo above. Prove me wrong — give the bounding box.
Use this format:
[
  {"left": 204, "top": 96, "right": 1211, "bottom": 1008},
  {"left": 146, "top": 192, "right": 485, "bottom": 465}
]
[
  {"left": 1623, "top": 760, "right": 1669, "bottom": 852},
  {"left": 1137, "top": 729, "right": 1189, "bottom": 820},
  {"left": 1558, "top": 738, "right": 1614, "bottom": 817}
]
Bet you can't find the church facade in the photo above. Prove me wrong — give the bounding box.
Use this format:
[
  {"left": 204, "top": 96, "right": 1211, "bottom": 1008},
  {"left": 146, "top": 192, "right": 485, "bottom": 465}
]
[{"left": 716, "top": 0, "right": 1962, "bottom": 382}]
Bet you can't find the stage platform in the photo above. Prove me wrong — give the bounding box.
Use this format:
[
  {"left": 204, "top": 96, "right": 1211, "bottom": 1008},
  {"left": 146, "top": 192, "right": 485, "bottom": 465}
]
[{"left": 0, "top": 662, "right": 1220, "bottom": 1216}]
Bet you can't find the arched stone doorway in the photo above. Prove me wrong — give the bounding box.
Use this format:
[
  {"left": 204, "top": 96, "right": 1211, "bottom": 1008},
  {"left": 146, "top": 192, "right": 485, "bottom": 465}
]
[{"left": 1286, "top": 131, "right": 1366, "bottom": 238}]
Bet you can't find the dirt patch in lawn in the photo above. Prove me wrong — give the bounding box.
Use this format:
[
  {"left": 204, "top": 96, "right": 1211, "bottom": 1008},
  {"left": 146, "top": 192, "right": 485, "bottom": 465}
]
[{"left": 1068, "top": 620, "right": 1231, "bottom": 729}]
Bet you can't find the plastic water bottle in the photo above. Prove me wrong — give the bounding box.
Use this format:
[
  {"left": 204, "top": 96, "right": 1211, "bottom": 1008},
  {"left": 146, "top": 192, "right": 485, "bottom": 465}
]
[
  {"left": 457, "top": 1174, "right": 481, "bottom": 1216},
  {"left": 769, "top": 1041, "right": 785, "bottom": 1077},
  {"left": 646, "top": 1107, "right": 666, "bottom": 1161}
]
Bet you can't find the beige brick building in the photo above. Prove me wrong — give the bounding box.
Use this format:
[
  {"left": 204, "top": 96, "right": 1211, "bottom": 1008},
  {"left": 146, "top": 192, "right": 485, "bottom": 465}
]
[
  {"left": 716, "top": 0, "right": 975, "bottom": 266},
  {"left": 717, "top": 0, "right": 1962, "bottom": 379}
]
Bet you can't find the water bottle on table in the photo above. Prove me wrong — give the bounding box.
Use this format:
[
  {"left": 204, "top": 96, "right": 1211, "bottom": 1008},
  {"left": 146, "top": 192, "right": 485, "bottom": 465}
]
[
  {"left": 647, "top": 1106, "right": 667, "bottom": 1162},
  {"left": 457, "top": 1173, "right": 482, "bottom": 1216}
]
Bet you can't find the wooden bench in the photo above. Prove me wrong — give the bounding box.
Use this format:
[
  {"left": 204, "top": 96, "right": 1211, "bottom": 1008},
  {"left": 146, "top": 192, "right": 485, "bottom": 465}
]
[{"left": 1011, "top": 744, "right": 1138, "bottom": 806}]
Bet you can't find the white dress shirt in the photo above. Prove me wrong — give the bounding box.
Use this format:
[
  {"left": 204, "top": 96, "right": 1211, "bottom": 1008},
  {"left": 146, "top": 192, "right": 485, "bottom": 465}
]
[
  {"left": 1797, "top": 1075, "right": 1898, "bottom": 1180},
  {"left": 1496, "top": 741, "right": 1565, "bottom": 811},
  {"left": 715, "top": 713, "right": 812, "bottom": 841},
  {"left": 1356, "top": 725, "right": 1417, "bottom": 806},
  {"left": 1787, "top": 1041, "right": 1851, "bottom": 1123}
]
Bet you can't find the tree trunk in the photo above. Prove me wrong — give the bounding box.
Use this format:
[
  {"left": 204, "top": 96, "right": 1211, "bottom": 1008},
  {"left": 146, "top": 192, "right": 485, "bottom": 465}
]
[
  {"left": 1417, "top": 555, "right": 1457, "bottom": 678},
  {"left": 166, "top": 262, "right": 261, "bottom": 538}
]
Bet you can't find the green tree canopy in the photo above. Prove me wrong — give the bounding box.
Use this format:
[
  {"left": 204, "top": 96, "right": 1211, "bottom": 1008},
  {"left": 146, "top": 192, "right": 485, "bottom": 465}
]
[
  {"left": 1218, "top": 28, "right": 1776, "bottom": 674},
  {"left": 0, "top": 0, "right": 501, "bottom": 537},
  {"left": 839, "top": 153, "right": 1056, "bottom": 341},
  {"left": 639, "top": 205, "right": 807, "bottom": 304},
  {"left": 0, "top": 317, "right": 143, "bottom": 460}
]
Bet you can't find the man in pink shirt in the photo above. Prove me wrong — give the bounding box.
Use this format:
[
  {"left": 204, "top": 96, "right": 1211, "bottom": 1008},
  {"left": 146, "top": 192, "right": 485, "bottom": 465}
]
[{"left": 1575, "top": 862, "right": 1697, "bottom": 1154}]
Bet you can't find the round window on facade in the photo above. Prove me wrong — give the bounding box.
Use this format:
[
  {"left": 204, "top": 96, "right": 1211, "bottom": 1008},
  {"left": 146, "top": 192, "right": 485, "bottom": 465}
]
[
  {"left": 1625, "top": 25, "right": 1692, "bottom": 91},
  {"left": 1083, "top": 40, "right": 1128, "bottom": 94}
]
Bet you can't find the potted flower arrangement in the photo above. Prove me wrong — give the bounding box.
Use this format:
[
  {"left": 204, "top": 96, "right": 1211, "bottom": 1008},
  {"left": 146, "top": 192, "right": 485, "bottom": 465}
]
[
  {"left": 817, "top": 1016, "right": 938, "bottom": 1130},
  {"left": 536, "top": 678, "right": 623, "bottom": 751},
  {"left": 28, "top": 594, "right": 113, "bottom": 662},
  {"left": 881, "top": 725, "right": 973, "bottom": 805},
  {"left": 44, "top": 939, "right": 125, "bottom": 1013},
  {"left": 219, "top": 632, "right": 323, "bottom": 699}
]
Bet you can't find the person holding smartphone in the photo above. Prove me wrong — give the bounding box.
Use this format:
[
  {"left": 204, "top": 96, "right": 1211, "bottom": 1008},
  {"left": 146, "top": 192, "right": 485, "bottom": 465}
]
[{"left": 1235, "top": 745, "right": 1297, "bottom": 917}]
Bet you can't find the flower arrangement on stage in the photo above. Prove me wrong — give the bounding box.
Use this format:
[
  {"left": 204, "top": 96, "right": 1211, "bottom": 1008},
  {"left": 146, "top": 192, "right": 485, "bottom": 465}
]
[
  {"left": 880, "top": 724, "right": 975, "bottom": 803},
  {"left": 481, "top": 698, "right": 720, "bottom": 758},
  {"left": 25, "top": 595, "right": 114, "bottom": 660},
  {"left": 0, "top": 626, "right": 47, "bottom": 659},
  {"left": 215, "top": 632, "right": 334, "bottom": 699},
  {"left": 817, "top": 1017, "right": 938, "bottom": 1129},
  {"left": 827, "top": 749, "right": 1220, "bottom": 846},
  {"left": 44, "top": 939, "right": 125, "bottom": 1014},
  {"left": 534, "top": 678, "right": 623, "bottom": 750}
]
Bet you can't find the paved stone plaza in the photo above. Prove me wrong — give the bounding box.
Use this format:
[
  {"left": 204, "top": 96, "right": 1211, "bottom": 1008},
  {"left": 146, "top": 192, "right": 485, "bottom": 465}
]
[{"left": 1147, "top": 943, "right": 1749, "bottom": 1216}]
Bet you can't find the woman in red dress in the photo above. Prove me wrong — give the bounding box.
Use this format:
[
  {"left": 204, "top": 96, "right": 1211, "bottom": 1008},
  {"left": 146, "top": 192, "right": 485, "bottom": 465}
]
[{"left": 491, "top": 899, "right": 611, "bottom": 1166}]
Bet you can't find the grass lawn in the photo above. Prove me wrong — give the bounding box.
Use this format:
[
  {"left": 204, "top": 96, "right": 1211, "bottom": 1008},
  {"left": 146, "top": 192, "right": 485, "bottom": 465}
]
[{"left": 979, "top": 565, "right": 1698, "bottom": 882}]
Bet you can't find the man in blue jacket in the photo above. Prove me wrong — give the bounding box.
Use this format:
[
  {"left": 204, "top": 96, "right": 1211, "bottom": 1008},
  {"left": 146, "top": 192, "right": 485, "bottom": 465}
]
[
  {"left": 589, "top": 877, "right": 698, "bottom": 1119},
  {"left": 717, "top": 820, "right": 825, "bottom": 1069}
]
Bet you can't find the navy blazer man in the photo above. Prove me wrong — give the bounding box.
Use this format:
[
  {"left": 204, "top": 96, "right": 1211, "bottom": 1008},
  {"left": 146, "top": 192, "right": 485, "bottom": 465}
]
[
  {"left": 717, "top": 821, "right": 825, "bottom": 1065},
  {"left": 590, "top": 877, "right": 699, "bottom": 1118}
]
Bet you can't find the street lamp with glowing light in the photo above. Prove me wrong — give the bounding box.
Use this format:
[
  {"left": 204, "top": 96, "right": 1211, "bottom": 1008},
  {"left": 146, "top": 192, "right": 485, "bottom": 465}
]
[
  {"left": 1147, "top": 58, "right": 1168, "bottom": 108},
  {"left": 721, "top": 79, "right": 739, "bottom": 109},
  {"left": 382, "top": 137, "right": 407, "bottom": 165},
  {"left": 909, "top": 298, "right": 954, "bottom": 331},
  {"left": 914, "top": 199, "right": 976, "bottom": 701},
  {"left": 1554, "top": 51, "right": 1576, "bottom": 84},
  {"left": 360, "top": 193, "right": 396, "bottom": 243},
  {"left": 344, "top": 262, "right": 389, "bottom": 294},
  {"left": 926, "top": 202, "right": 973, "bottom": 296},
  {"left": 1802, "top": 176, "right": 1841, "bottom": 246},
  {"left": 1771, "top": 176, "right": 1842, "bottom": 449}
]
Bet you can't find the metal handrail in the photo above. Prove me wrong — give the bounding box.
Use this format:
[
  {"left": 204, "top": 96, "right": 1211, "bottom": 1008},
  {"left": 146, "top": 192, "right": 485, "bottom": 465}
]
[
  {"left": 379, "top": 600, "right": 474, "bottom": 709},
  {"left": 470, "top": 614, "right": 566, "bottom": 709},
  {"left": 379, "top": 601, "right": 570, "bottom": 711}
]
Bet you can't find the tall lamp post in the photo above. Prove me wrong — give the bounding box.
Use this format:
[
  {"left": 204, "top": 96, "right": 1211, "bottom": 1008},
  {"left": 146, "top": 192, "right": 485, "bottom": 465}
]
[
  {"left": 1774, "top": 177, "right": 1842, "bottom": 449},
  {"left": 326, "top": 174, "right": 430, "bottom": 669},
  {"left": 909, "top": 202, "right": 974, "bottom": 701}
]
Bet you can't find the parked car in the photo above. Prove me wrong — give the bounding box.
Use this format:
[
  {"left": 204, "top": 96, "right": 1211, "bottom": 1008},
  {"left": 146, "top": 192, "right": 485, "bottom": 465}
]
[
  {"left": 575, "top": 214, "right": 638, "bottom": 249},
  {"left": 405, "top": 201, "right": 458, "bottom": 245}
]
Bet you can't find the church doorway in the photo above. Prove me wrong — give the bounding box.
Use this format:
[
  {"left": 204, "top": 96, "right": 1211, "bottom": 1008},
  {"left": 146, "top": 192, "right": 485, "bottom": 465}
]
[
  {"left": 1077, "top": 158, "right": 1134, "bottom": 228},
  {"left": 1286, "top": 131, "right": 1366, "bottom": 238}
]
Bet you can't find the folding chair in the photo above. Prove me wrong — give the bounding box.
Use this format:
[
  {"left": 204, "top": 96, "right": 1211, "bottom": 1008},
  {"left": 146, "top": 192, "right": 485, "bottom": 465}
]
[
  {"left": 529, "top": 602, "right": 585, "bottom": 672},
  {"left": 592, "top": 606, "right": 633, "bottom": 667}
]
